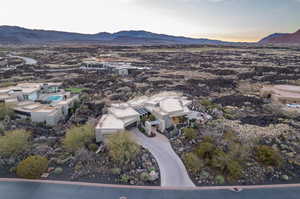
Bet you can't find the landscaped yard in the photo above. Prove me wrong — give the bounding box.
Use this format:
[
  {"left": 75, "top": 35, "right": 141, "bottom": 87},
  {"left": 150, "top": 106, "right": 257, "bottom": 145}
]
[{"left": 65, "top": 87, "right": 88, "bottom": 94}]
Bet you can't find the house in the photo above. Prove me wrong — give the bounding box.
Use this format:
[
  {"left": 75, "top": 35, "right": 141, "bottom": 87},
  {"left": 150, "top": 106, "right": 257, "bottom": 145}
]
[
  {"left": 80, "top": 60, "right": 150, "bottom": 76},
  {"left": 260, "top": 85, "right": 300, "bottom": 104},
  {"left": 0, "top": 82, "right": 79, "bottom": 126},
  {"left": 95, "top": 92, "right": 192, "bottom": 142}
]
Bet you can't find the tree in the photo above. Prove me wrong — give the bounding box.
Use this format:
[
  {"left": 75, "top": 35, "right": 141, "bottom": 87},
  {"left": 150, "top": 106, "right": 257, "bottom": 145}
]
[
  {"left": 0, "top": 103, "right": 14, "bottom": 120},
  {"left": 0, "top": 129, "right": 31, "bottom": 157},
  {"left": 107, "top": 131, "right": 140, "bottom": 164},
  {"left": 16, "top": 155, "right": 48, "bottom": 179},
  {"left": 63, "top": 124, "right": 95, "bottom": 152}
]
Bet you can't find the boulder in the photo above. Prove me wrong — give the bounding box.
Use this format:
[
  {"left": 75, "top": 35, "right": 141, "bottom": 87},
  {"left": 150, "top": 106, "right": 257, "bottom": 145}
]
[
  {"left": 199, "top": 170, "right": 210, "bottom": 179},
  {"left": 34, "top": 144, "right": 54, "bottom": 157},
  {"left": 148, "top": 170, "right": 159, "bottom": 181},
  {"left": 53, "top": 167, "right": 63, "bottom": 175},
  {"left": 281, "top": 175, "right": 289, "bottom": 181}
]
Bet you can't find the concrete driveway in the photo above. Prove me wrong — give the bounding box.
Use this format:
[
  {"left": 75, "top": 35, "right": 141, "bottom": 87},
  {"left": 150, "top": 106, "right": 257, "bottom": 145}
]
[{"left": 131, "top": 129, "right": 195, "bottom": 187}]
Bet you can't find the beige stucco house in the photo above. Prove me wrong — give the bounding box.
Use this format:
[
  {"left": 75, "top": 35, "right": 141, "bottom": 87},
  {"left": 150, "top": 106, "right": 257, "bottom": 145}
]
[
  {"left": 0, "top": 82, "right": 79, "bottom": 126},
  {"left": 95, "top": 92, "right": 192, "bottom": 142}
]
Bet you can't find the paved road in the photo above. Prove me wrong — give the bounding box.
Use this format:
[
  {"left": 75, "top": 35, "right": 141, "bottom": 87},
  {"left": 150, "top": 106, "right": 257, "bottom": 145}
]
[
  {"left": 131, "top": 129, "right": 195, "bottom": 187},
  {"left": 1, "top": 180, "right": 300, "bottom": 199},
  {"left": 8, "top": 54, "right": 37, "bottom": 65}
]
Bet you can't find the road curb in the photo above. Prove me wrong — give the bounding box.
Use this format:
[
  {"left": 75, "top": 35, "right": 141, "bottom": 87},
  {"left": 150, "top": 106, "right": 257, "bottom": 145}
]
[{"left": 1, "top": 178, "right": 300, "bottom": 191}]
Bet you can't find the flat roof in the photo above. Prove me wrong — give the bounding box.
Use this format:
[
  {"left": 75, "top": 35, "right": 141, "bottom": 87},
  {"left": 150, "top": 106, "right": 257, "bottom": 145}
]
[
  {"left": 109, "top": 104, "right": 139, "bottom": 118},
  {"left": 96, "top": 114, "right": 124, "bottom": 130},
  {"left": 159, "top": 98, "right": 184, "bottom": 114}
]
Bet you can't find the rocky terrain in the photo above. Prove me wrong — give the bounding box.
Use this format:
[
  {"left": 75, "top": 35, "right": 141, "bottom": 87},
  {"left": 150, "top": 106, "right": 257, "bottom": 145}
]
[{"left": 1, "top": 44, "right": 300, "bottom": 186}]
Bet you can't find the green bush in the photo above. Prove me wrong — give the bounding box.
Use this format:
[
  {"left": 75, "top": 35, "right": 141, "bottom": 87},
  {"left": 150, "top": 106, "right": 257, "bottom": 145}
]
[
  {"left": 16, "top": 155, "right": 48, "bottom": 179},
  {"left": 182, "top": 128, "right": 197, "bottom": 141},
  {"left": 0, "top": 103, "right": 15, "bottom": 120},
  {"left": 0, "top": 130, "right": 31, "bottom": 157},
  {"left": 111, "top": 168, "right": 121, "bottom": 175},
  {"left": 215, "top": 175, "right": 225, "bottom": 184},
  {"left": 107, "top": 131, "right": 140, "bottom": 164},
  {"left": 148, "top": 114, "right": 156, "bottom": 121},
  {"left": 226, "top": 159, "right": 242, "bottom": 180},
  {"left": 194, "top": 142, "right": 216, "bottom": 160},
  {"left": 120, "top": 174, "right": 130, "bottom": 183},
  {"left": 63, "top": 124, "right": 95, "bottom": 152},
  {"left": 183, "top": 152, "right": 203, "bottom": 173},
  {"left": 210, "top": 150, "right": 242, "bottom": 180},
  {"left": 200, "top": 99, "right": 220, "bottom": 110},
  {"left": 140, "top": 172, "right": 150, "bottom": 182},
  {"left": 88, "top": 143, "right": 98, "bottom": 152},
  {"left": 255, "top": 145, "right": 283, "bottom": 167}
]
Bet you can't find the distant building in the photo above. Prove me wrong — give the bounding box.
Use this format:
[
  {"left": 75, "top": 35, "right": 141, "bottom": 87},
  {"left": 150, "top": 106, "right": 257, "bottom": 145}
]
[
  {"left": 0, "top": 83, "right": 79, "bottom": 126},
  {"left": 260, "top": 85, "right": 300, "bottom": 104},
  {"left": 95, "top": 92, "right": 192, "bottom": 142},
  {"left": 80, "top": 61, "right": 149, "bottom": 76}
]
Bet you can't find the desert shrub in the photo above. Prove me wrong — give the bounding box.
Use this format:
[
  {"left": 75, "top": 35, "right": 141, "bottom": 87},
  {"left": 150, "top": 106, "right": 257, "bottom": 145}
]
[
  {"left": 148, "top": 114, "right": 156, "bottom": 121},
  {"left": 111, "top": 168, "right": 121, "bottom": 175},
  {"left": 88, "top": 143, "right": 98, "bottom": 152},
  {"left": 202, "top": 136, "right": 214, "bottom": 143},
  {"left": 107, "top": 132, "right": 140, "bottom": 164},
  {"left": 16, "top": 155, "right": 48, "bottom": 179},
  {"left": 195, "top": 142, "right": 216, "bottom": 160},
  {"left": 0, "top": 103, "right": 15, "bottom": 120},
  {"left": 140, "top": 172, "right": 150, "bottom": 181},
  {"left": 120, "top": 174, "right": 130, "bottom": 183},
  {"left": 0, "top": 129, "right": 31, "bottom": 157},
  {"left": 183, "top": 152, "right": 203, "bottom": 173},
  {"left": 182, "top": 128, "right": 197, "bottom": 140},
  {"left": 211, "top": 149, "right": 242, "bottom": 180},
  {"left": 226, "top": 159, "right": 242, "bottom": 180},
  {"left": 228, "top": 142, "right": 251, "bottom": 162},
  {"left": 0, "top": 82, "right": 17, "bottom": 88},
  {"left": 200, "top": 99, "right": 220, "bottom": 110},
  {"left": 255, "top": 145, "right": 283, "bottom": 167},
  {"left": 63, "top": 124, "right": 95, "bottom": 152},
  {"left": 215, "top": 175, "right": 225, "bottom": 184},
  {"left": 138, "top": 125, "right": 146, "bottom": 133}
]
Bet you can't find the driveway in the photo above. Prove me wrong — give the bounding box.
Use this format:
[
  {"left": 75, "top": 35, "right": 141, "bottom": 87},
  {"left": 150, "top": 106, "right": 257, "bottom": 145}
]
[{"left": 131, "top": 129, "right": 195, "bottom": 187}]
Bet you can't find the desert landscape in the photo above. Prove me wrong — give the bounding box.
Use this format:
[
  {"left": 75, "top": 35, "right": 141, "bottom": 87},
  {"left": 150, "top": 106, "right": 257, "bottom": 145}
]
[{"left": 1, "top": 42, "right": 300, "bottom": 186}]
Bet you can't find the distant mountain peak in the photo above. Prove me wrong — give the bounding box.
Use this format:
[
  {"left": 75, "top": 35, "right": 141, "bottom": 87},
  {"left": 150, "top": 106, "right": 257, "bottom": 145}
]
[{"left": 259, "top": 29, "right": 300, "bottom": 44}]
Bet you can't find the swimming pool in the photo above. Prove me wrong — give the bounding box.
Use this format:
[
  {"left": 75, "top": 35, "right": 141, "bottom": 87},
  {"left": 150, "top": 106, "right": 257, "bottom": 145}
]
[{"left": 47, "top": 95, "right": 63, "bottom": 102}]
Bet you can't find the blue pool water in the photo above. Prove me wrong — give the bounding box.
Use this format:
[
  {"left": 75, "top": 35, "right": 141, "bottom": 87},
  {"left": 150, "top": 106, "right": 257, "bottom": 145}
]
[{"left": 47, "top": 95, "right": 63, "bottom": 102}]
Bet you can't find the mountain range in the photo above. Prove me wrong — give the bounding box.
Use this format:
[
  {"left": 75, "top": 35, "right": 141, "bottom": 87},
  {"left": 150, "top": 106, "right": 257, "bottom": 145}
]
[
  {"left": 0, "top": 26, "right": 230, "bottom": 45},
  {"left": 1, "top": 26, "right": 300, "bottom": 45},
  {"left": 259, "top": 29, "right": 300, "bottom": 44}
]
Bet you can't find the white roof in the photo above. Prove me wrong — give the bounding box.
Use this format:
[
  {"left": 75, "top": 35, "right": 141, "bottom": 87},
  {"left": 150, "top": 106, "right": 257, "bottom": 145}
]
[
  {"left": 159, "top": 98, "right": 184, "bottom": 113},
  {"left": 109, "top": 104, "right": 139, "bottom": 119},
  {"left": 96, "top": 114, "right": 125, "bottom": 130}
]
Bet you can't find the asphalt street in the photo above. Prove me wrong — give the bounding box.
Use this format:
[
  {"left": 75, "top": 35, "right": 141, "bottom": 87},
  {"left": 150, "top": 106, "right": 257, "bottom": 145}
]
[{"left": 1, "top": 181, "right": 300, "bottom": 199}]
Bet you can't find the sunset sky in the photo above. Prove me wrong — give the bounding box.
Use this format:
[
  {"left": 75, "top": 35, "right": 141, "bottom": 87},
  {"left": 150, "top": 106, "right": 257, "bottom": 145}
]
[{"left": 1, "top": 0, "right": 299, "bottom": 42}]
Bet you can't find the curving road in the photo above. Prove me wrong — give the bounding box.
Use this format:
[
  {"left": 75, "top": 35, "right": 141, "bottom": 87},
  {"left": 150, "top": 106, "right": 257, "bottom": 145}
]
[
  {"left": 8, "top": 54, "right": 37, "bottom": 65},
  {"left": 131, "top": 129, "right": 195, "bottom": 187}
]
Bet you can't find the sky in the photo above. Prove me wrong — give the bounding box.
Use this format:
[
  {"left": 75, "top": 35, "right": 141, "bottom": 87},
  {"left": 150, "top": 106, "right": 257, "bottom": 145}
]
[{"left": 0, "top": 0, "right": 300, "bottom": 42}]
